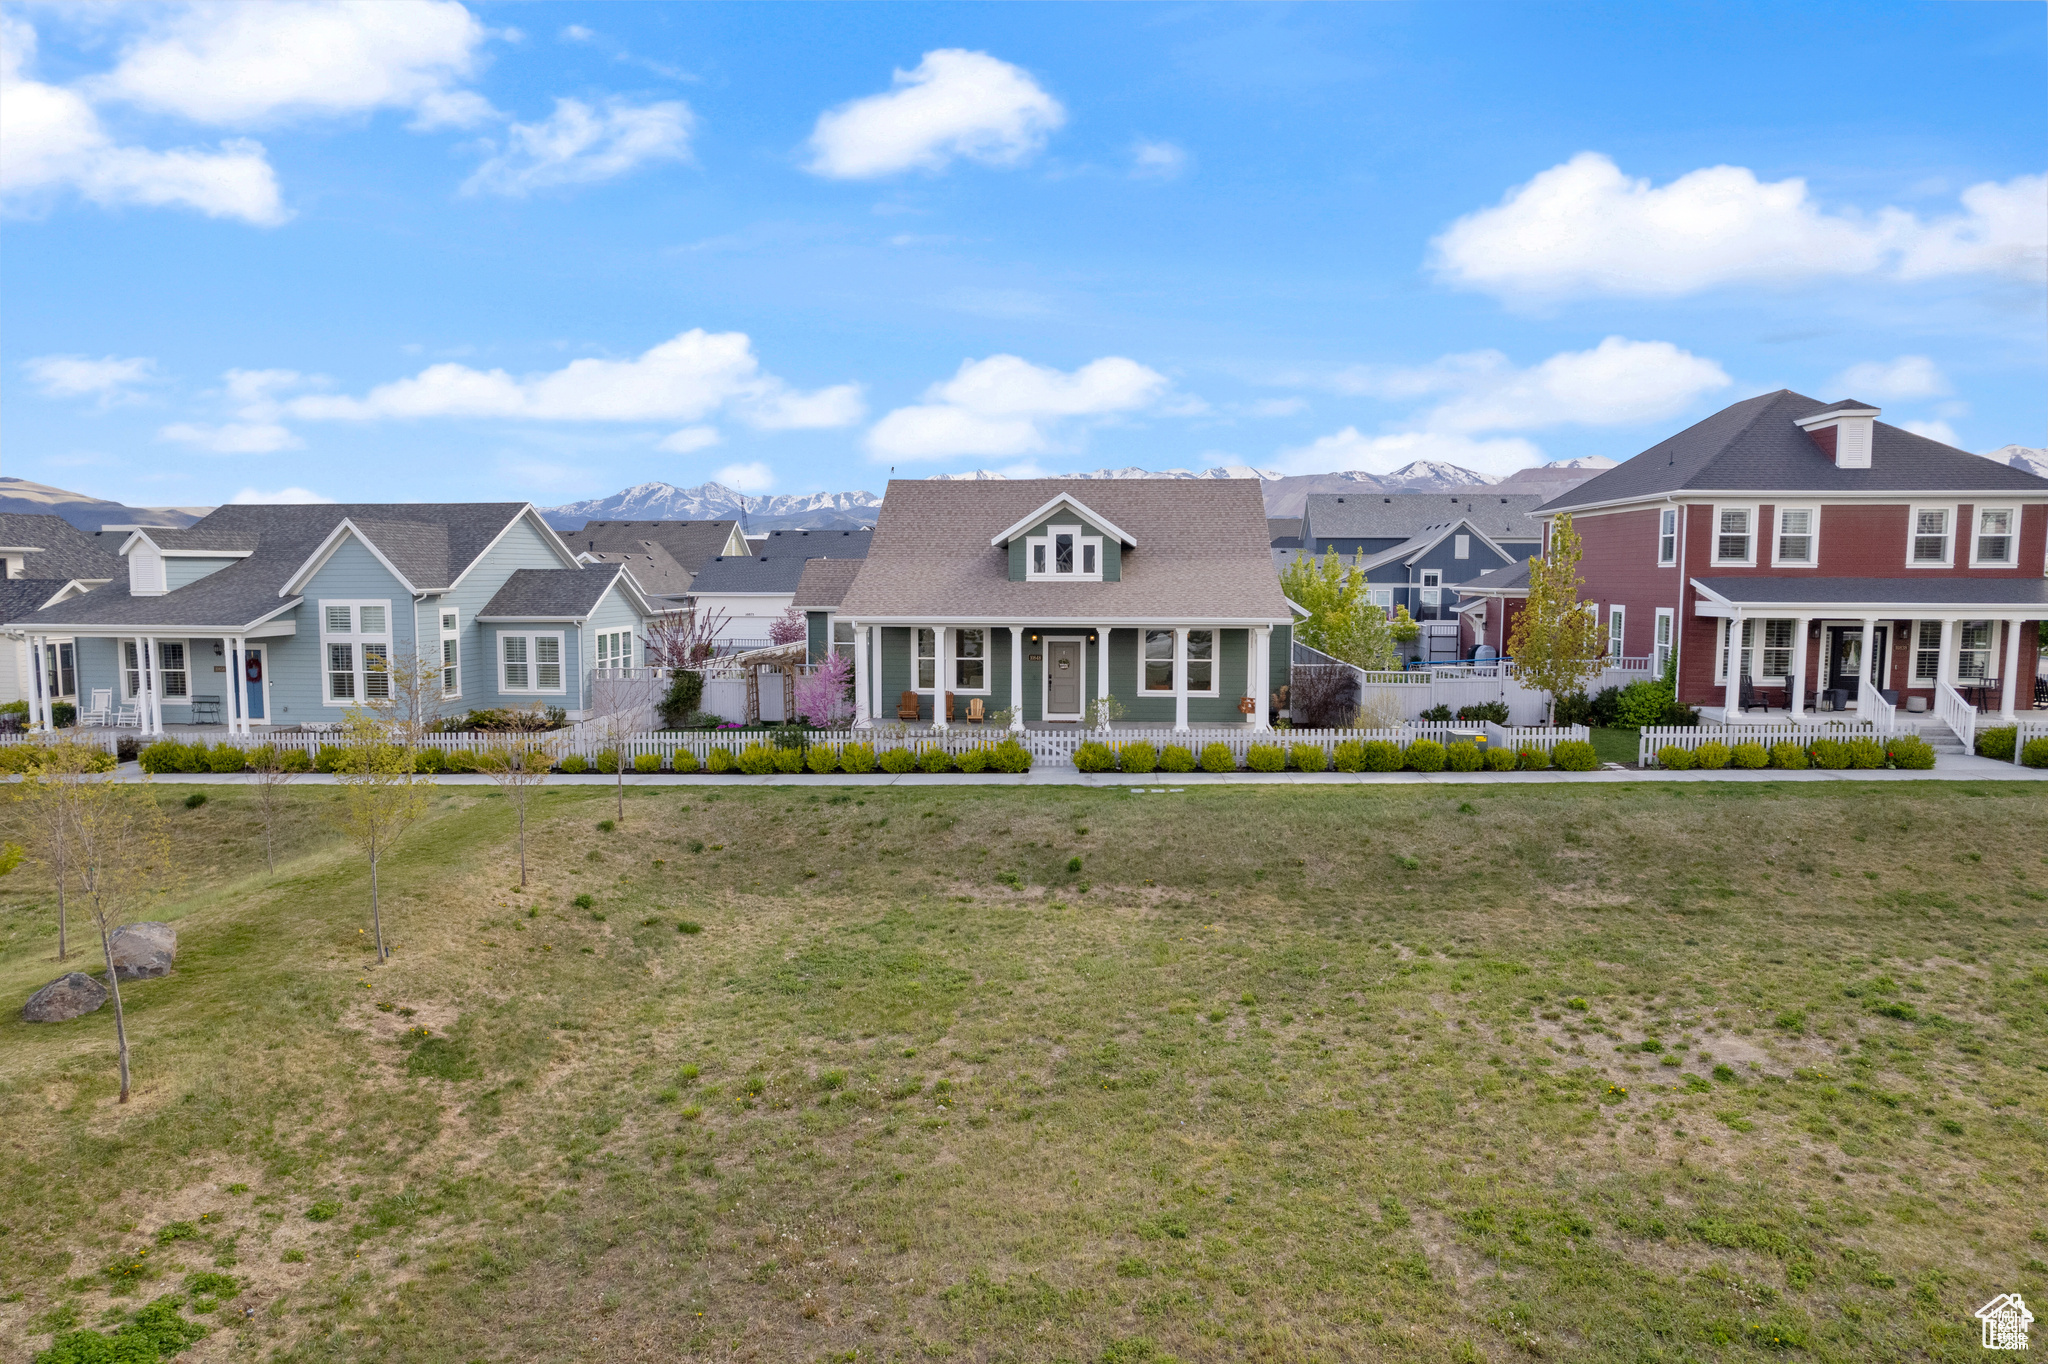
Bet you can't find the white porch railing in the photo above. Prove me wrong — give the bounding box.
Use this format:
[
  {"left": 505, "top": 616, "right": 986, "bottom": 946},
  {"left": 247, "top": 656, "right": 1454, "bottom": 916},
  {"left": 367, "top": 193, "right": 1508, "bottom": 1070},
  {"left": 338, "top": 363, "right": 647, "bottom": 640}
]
[
  {"left": 1935, "top": 681, "right": 1976, "bottom": 752},
  {"left": 1859, "top": 686, "right": 1897, "bottom": 732}
]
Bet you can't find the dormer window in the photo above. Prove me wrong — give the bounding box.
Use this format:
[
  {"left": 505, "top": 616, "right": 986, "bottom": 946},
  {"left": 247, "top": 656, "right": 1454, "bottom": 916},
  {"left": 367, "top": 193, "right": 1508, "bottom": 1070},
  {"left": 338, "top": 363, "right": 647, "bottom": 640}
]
[{"left": 1026, "top": 523, "right": 1103, "bottom": 582}]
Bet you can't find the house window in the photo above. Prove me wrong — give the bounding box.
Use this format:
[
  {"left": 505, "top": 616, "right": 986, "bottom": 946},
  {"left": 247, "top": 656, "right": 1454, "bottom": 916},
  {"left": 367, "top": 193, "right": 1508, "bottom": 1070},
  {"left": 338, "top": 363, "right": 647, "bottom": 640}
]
[
  {"left": 440, "top": 609, "right": 460, "bottom": 698},
  {"left": 44, "top": 642, "right": 75, "bottom": 697},
  {"left": 1143, "top": 630, "right": 1174, "bottom": 691},
  {"left": 595, "top": 630, "right": 633, "bottom": 670},
  {"left": 498, "top": 632, "right": 565, "bottom": 694},
  {"left": 1368, "top": 587, "right": 1393, "bottom": 614},
  {"left": 1718, "top": 619, "right": 1754, "bottom": 683},
  {"left": 1607, "top": 606, "right": 1625, "bottom": 660},
  {"left": 1910, "top": 507, "right": 1952, "bottom": 566},
  {"left": 155, "top": 642, "right": 188, "bottom": 699},
  {"left": 1653, "top": 609, "right": 1674, "bottom": 677},
  {"left": 1454, "top": 534, "right": 1471, "bottom": 560},
  {"left": 1714, "top": 508, "right": 1753, "bottom": 565},
  {"left": 1657, "top": 509, "right": 1677, "bottom": 566},
  {"left": 954, "top": 628, "right": 986, "bottom": 690},
  {"left": 1914, "top": 620, "right": 1941, "bottom": 684},
  {"left": 1972, "top": 507, "right": 2015, "bottom": 566},
  {"left": 914, "top": 629, "right": 936, "bottom": 690},
  {"left": 1420, "top": 571, "right": 1442, "bottom": 608},
  {"left": 320, "top": 599, "right": 394, "bottom": 705},
  {"left": 1759, "top": 620, "right": 1792, "bottom": 679},
  {"left": 1024, "top": 524, "right": 1105, "bottom": 581},
  {"left": 1774, "top": 507, "right": 1817, "bottom": 566},
  {"left": 1186, "top": 630, "right": 1215, "bottom": 694},
  {"left": 831, "top": 620, "right": 855, "bottom": 661},
  {"left": 1956, "top": 621, "right": 1991, "bottom": 681},
  {"left": 123, "top": 642, "right": 142, "bottom": 699}
]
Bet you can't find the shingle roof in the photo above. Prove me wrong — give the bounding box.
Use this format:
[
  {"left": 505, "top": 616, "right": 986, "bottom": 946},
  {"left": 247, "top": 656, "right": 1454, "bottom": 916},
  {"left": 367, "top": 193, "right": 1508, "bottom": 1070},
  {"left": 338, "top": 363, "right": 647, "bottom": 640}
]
[
  {"left": 134, "top": 525, "right": 259, "bottom": 552},
  {"left": 1692, "top": 576, "right": 2048, "bottom": 608},
  {"left": 566, "top": 520, "right": 739, "bottom": 578},
  {"left": 1540, "top": 390, "right": 2048, "bottom": 512},
  {"left": 753, "top": 526, "right": 873, "bottom": 558},
  {"left": 19, "top": 502, "right": 541, "bottom": 631},
  {"left": 1302, "top": 493, "right": 1546, "bottom": 542},
  {"left": 578, "top": 542, "right": 691, "bottom": 597},
  {"left": 477, "top": 567, "right": 624, "bottom": 619},
  {"left": 1267, "top": 517, "right": 1302, "bottom": 548},
  {"left": 0, "top": 513, "right": 122, "bottom": 580},
  {"left": 837, "top": 478, "right": 1292, "bottom": 622},
  {"left": 1456, "top": 559, "right": 1533, "bottom": 594},
  {"left": 790, "top": 557, "right": 864, "bottom": 610},
  {"left": 689, "top": 555, "right": 822, "bottom": 595},
  {"left": 0, "top": 578, "right": 74, "bottom": 625}
]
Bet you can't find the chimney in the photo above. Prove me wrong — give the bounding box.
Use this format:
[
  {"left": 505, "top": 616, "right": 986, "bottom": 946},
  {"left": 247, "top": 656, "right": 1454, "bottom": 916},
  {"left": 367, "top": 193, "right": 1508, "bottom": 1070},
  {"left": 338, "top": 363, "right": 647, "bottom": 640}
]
[{"left": 1794, "top": 402, "right": 1879, "bottom": 470}]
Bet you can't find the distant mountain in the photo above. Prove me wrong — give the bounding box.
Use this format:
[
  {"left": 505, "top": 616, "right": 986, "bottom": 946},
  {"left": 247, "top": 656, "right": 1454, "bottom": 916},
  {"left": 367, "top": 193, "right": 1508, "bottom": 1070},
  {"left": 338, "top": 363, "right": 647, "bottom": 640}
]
[
  {"left": 1480, "top": 457, "right": 1616, "bottom": 500},
  {"left": 1980, "top": 444, "right": 2048, "bottom": 479},
  {"left": 0, "top": 477, "right": 207, "bottom": 532},
  {"left": 539, "top": 481, "right": 885, "bottom": 532},
  {"left": 932, "top": 464, "right": 1282, "bottom": 482}
]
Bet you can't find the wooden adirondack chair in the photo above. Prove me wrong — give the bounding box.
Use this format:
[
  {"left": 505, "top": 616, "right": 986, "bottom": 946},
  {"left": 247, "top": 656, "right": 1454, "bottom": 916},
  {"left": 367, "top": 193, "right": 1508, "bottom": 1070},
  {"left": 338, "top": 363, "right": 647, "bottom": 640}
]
[
  {"left": 966, "top": 698, "right": 986, "bottom": 724},
  {"left": 897, "top": 690, "right": 921, "bottom": 721}
]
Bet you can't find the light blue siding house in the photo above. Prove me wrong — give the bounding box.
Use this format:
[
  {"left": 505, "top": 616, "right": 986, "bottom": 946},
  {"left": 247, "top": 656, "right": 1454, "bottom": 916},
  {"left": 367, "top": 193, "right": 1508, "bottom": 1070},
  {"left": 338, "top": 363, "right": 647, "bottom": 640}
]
[{"left": 20, "top": 503, "right": 664, "bottom": 734}]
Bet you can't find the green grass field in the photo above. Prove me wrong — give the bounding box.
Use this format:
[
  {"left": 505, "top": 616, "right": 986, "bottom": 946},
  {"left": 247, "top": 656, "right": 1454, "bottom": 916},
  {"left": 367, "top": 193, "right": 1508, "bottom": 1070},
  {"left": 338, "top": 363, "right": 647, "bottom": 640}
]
[{"left": 2, "top": 779, "right": 2045, "bottom": 1362}]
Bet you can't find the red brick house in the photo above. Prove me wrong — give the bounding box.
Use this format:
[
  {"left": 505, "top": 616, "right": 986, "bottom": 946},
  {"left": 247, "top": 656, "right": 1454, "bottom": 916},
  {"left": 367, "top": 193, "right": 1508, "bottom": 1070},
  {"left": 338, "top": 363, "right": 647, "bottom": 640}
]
[{"left": 1535, "top": 390, "right": 2048, "bottom": 721}]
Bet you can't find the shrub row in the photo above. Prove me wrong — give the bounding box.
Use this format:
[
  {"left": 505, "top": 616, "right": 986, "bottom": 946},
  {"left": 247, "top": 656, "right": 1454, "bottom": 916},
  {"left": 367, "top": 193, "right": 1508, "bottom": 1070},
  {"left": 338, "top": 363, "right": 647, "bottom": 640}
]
[
  {"left": 1654, "top": 735, "right": 1937, "bottom": 771},
  {"left": 1975, "top": 725, "right": 2048, "bottom": 767},
  {"left": 1070, "top": 737, "right": 1598, "bottom": 774},
  {"left": 0, "top": 743, "right": 117, "bottom": 774},
  {"left": 136, "top": 739, "right": 1035, "bottom": 776}
]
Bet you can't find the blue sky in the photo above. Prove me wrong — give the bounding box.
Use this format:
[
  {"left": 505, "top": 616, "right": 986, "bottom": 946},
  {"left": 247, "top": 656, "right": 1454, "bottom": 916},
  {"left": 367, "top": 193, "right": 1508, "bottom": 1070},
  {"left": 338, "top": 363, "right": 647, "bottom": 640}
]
[{"left": 4, "top": 1, "right": 2043, "bottom": 508}]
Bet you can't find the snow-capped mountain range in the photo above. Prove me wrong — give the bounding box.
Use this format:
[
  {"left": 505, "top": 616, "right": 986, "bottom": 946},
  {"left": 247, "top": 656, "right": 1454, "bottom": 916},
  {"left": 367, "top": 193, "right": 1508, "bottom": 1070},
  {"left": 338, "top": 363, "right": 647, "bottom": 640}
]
[{"left": 1981, "top": 444, "right": 2048, "bottom": 479}]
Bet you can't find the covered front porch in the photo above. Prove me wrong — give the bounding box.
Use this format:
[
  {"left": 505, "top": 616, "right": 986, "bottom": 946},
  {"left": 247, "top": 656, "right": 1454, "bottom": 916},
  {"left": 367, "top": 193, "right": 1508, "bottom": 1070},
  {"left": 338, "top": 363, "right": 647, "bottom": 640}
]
[
  {"left": 15, "top": 626, "right": 295, "bottom": 736},
  {"left": 845, "top": 621, "right": 1285, "bottom": 733}
]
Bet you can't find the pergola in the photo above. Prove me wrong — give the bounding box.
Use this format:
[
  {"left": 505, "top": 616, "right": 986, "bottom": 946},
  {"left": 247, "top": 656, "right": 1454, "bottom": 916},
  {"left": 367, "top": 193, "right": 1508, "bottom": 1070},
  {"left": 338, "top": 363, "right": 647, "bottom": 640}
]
[{"left": 720, "top": 640, "right": 808, "bottom": 726}]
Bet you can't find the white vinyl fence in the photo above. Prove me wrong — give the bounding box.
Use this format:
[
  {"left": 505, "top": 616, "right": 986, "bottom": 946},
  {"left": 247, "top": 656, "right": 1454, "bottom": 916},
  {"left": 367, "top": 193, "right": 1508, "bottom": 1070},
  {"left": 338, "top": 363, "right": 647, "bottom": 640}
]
[
  {"left": 2014, "top": 719, "right": 2048, "bottom": 767},
  {"left": 1636, "top": 721, "right": 1890, "bottom": 767}
]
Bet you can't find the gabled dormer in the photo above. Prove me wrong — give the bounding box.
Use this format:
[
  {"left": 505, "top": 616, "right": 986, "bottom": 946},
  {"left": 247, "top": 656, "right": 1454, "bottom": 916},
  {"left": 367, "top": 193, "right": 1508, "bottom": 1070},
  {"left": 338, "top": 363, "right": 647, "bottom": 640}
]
[
  {"left": 990, "top": 493, "right": 1136, "bottom": 583},
  {"left": 119, "top": 528, "right": 255, "bottom": 596},
  {"left": 1792, "top": 400, "right": 1880, "bottom": 469}
]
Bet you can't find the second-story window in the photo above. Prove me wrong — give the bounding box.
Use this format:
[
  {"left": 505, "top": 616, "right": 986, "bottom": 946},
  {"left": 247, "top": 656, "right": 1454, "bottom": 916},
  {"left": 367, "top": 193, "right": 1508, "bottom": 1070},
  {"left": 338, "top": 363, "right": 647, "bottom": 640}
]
[
  {"left": 1025, "top": 524, "right": 1104, "bottom": 581},
  {"left": 1658, "top": 509, "right": 1677, "bottom": 565},
  {"left": 1911, "top": 508, "right": 1951, "bottom": 565},
  {"left": 1974, "top": 508, "right": 2014, "bottom": 565},
  {"left": 1775, "top": 508, "right": 1816, "bottom": 566},
  {"left": 1715, "top": 508, "right": 1751, "bottom": 563}
]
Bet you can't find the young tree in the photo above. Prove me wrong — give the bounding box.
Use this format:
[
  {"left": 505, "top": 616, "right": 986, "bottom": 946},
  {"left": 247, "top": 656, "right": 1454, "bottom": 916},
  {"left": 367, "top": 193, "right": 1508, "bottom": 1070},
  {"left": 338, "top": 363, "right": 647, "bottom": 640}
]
[
  {"left": 647, "top": 606, "right": 729, "bottom": 727},
  {"left": 68, "top": 778, "right": 174, "bottom": 1103},
  {"left": 1280, "top": 549, "right": 1399, "bottom": 670},
  {"left": 13, "top": 737, "right": 105, "bottom": 961},
  {"left": 794, "top": 649, "right": 855, "bottom": 728},
  {"left": 371, "top": 647, "right": 447, "bottom": 755},
  {"left": 767, "top": 606, "right": 807, "bottom": 646},
  {"left": 330, "top": 708, "right": 432, "bottom": 964},
  {"left": 247, "top": 743, "right": 301, "bottom": 874},
  {"left": 474, "top": 736, "right": 557, "bottom": 887},
  {"left": 1506, "top": 513, "right": 1606, "bottom": 722}
]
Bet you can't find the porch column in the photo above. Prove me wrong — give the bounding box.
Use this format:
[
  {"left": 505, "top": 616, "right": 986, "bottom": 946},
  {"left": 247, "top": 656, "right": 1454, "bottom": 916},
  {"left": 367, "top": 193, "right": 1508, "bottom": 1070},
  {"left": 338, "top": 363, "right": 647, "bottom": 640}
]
[
  {"left": 29, "top": 635, "right": 49, "bottom": 731},
  {"left": 933, "top": 625, "right": 950, "bottom": 729},
  {"left": 1096, "top": 626, "right": 1113, "bottom": 729},
  {"left": 230, "top": 637, "right": 247, "bottom": 735},
  {"left": 1999, "top": 618, "right": 2023, "bottom": 720},
  {"left": 1857, "top": 616, "right": 1879, "bottom": 710},
  {"left": 1787, "top": 616, "right": 1811, "bottom": 718},
  {"left": 1008, "top": 626, "right": 1025, "bottom": 730},
  {"left": 852, "top": 624, "right": 871, "bottom": 728},
  {"left": 138, "top": 635, "right": 155, "bottom": 737},
  {"left": 1936, "top": 617, "right": 1957, "bottom": 692},
  {"left": 1173, "top": 626, "right": 1190, "bottom": 733},
  {"left": 1721, "top": 611, "right": 1742, "bottom": 720},
  {"left": 1252, "top": 626, "right": 1273, "bottom": 730}
]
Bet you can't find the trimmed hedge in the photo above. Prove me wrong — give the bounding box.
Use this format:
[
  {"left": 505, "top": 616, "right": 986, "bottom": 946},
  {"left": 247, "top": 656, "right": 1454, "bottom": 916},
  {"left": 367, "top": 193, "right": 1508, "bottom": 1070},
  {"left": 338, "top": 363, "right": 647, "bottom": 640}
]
[
  {"left": 1514, "top": 745, "right": 1549, "bottom": 772},
  {"left": 1888, "top": 736, "right": 1935, "bottom": 770},
  {"left": 1692, "top": 740, "right": 1730, "bottom": 770},
  {"left": 1199, "top": 743, "right": 1237, "bottom": 773},
  {"left": 917, "top": 746, "right": 953, "bottom": 774},
  {"left": 1732, "top": 741, "right": 1768, "bottom": 769},
  {"left": 1484, "top": 747, "right": 1518, "bottom": 772},
  {"left": 1291, "top": 742, "right": 1328, "bottom": 773},
  {"left": 805, "top": 745, "right": 838, "bottom": 774},
  {"left": 634, "top": 753, "right": 662, "bottom": 773},
  {"left": 1405, "top": 739, "right": 1446, "bottom": 773},
  {"left": 707, "top": 747, "right": 739, "bottom": 774},
  {"left": 670, "top": 748, "right": 701, "bottom": 774},
  {"left": 838, "top": 742, "right": 875, "bottom": 774},
  {"left": 1245, "top": 743, "right": 1285, "bottom": 772},
  {"left": 1809, "top": 739, "right": 1851, "bottom": 770},
  {"left": 1445, "top": 741, "right": 1483, "bottom": 772},
  {"left": 1550, "top": 740, "right": 1597, "bottom": 772},
  {"left": 2023, "top": 736, "right": 2048, "bottom": 768},
  {"left": 1657, "top": 744, "right": 1695, "bottom": 770},
  {"left": 1159, "top": 745, "right": 1196, "bottom": 773},
  {"left": 878, "top": 747, "right": 917, "bottom": 774},
  {"left": 1073, "top": 741, "right": 1115, "bottom": 773},
  {"left": 1769, "top": 741, "right": 1808, "bottom": 770},
  {"left": 560, "top": 753, "right": 589, "bottom": 774},
  {"left": 1975, "top": 725, "right": 2017, "bottom": 761},
  {"left": 1118, "top": 740, "right": 1158, "bottom": 774}
]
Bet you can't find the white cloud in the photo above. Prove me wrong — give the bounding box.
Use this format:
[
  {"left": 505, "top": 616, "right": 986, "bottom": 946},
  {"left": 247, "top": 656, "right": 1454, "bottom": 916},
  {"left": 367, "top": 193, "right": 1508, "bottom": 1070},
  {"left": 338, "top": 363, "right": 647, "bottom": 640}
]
[
  {"left": 805, "top": 49, "right": 1064, "bottom": 179},
  {"left": 286, "top": 329, "right": 862, "bottom": 432},
  {"left": 89, "top": 0, "right": 495, "bottom": 128},
  {"left": 657, "top": 426, "right": 720, "bottom": 453},
  {"left": 1832, "top": 355, "right": 1949, "bottom": 401},
  {"left": 1325, "top": 337, "right": 1729, "bottom": 433},
  {"left": 1131, "top": 138, "right": 1187, "bottom": 180},
  {"left": 1899, "top": 419, "right": 1960, "bottom": 447},
  {"left": 1274, "top": 428, "right": 1543, "bottom": 479},
  {"left": 1432, "top": 151, "right": 2048, "bottom": 298},
  {"left": 866, "top": 354, "right": 1171, "bottom": 459},
  {"left": 463, "top": 97, "right": 693, "bottom": 196},
  {"left": 713, "top": 462, "right": 773, "bottom": 493},
  {"left": 1, "top": 16, "right": 287, "bottom": 225},
  {"left": 22, "top": 353, "right": 159, "bottom": 404},
  {"left": 158, "top": 421, "right": 302, "bottom": 453},
  {"left": 229, "top": 485, "right": 333, "bottom": 504},
  {"left": 560, "top": 25, "right": 596, "bottom": 43}
]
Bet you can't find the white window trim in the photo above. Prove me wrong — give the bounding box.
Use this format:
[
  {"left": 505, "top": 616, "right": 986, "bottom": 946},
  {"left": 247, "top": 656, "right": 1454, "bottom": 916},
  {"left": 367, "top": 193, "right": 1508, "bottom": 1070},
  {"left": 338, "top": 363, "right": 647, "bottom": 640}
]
[
  {"left": 1656, "top": 508, "right": 1678, "bottom": 567},
  {"left": 1756, "top": 618, "right": 1793, "bottom": 682},
  {"left": 1710, "top": 504, "right": 1758, "bottom": 568},
  {"left": 439, "top": 607, "right": 461, "bottom": 700},
  {"left": 496, "top": 630, "right": 566, "bottom": 696},
  {"left": 1906, "top": 504, "right": 1955, "bottom": 569},
  {"left": 156, "top": 640, "right": 190, "bottom": 703},
  {"left": 318, "top": 598, "right": 394, "bottom": 706},
  {"left": 1024, "top": 523, "right": 1105, "bottom": 583},
  {"left": 1135, "top": 626, "right": 1220, "bottom": 698},
  {"left": 1968, "top": 504, "right": 2019, "bottom": 568},
  {"left": 913, "top": 627, "right": 937, "bottom": 693},
  {"left": 1912, "top": 619, "right": 1942, "bottom": 684},
  {"left": 1653, "top": 607, "right": 1675, "bottom": 676},
  {"left": 593, "top": 628, "right": 635, "bottom": 671},
  {"left": 1771, "top": 504, "right": 1820, "bottom": 568},
  {"left": 1607, "top": 604, "right": 1625, "bottom": 660},
  {"left": 1453, "top": 534, "right": 1471, "bottom": 560},
  {"left": 950, "top": 626, "right": 991, "bottom": 694}
]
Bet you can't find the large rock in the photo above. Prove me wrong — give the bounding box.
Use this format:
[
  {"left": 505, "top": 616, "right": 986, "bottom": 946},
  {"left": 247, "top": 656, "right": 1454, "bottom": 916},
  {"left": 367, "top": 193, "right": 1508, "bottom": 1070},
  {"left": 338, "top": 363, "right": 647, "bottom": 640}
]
[
  {"left": 23, "top": 972, "right": 109, "bottom": 1022},
  {"left": 109, "top": 922, "right": 176, "bottom": 980}
]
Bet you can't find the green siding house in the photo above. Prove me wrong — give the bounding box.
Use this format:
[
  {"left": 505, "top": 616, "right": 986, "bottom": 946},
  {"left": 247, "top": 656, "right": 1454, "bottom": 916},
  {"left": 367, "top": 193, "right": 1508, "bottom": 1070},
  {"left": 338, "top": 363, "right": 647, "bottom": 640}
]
[{"left": 831, "top": 479, "right": 1295, "bottom": 731}]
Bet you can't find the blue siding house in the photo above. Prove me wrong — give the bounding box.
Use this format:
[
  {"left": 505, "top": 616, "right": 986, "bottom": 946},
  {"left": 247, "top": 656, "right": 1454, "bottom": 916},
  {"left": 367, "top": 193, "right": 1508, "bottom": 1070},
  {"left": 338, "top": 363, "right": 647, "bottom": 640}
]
[
  {"left": 1294, "top": 492, "right": 1544, "bottom": 622},
  {"left": 17, "top": 503, "right": 664, "bottom": 734}
]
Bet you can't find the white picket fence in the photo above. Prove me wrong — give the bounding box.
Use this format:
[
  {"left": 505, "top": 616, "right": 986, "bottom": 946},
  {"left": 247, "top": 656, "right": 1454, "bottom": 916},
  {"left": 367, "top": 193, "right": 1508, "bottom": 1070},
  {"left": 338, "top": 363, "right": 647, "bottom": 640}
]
[
  {"left": 2011, "top": 719, "right": 2048, "bottom": 767},
  {"left": 1636, "top": 721, "right": 1888, "bottom": 767}
]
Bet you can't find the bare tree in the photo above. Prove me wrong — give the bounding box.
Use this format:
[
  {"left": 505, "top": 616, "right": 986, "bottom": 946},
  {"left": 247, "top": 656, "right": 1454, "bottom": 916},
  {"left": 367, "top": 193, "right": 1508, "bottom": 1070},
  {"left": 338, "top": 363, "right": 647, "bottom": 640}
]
[
  {"left": 69, "top": 777, "right": 173, "bottom": 1103},
  {"left": 644, "top": 606, "right": 729, "bottom": 669},
  {"left": 331, "top": 708, "right": 432, "bottom": 963},
  {"left": 474, "top": 735, "right": 558, "bottom": 887},
  {"left": 247, "top": 742, "right": 302, "bottom": 873},
  {"left": 371, "top": 647, "right": 447, "bottom": 754},
  {"left": 12, "top": 737, "right": 106, "bottom": 961}
]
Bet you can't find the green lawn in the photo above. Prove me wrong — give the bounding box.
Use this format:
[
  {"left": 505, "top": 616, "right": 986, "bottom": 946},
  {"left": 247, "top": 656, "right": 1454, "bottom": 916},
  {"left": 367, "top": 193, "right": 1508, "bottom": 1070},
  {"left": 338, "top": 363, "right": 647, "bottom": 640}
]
[
  {"left": 1588, "top": 727, "right": 1644, "bottom": 766},
  {"left": 2, "top": 780, "right": 2045, "bottom": 1362}
]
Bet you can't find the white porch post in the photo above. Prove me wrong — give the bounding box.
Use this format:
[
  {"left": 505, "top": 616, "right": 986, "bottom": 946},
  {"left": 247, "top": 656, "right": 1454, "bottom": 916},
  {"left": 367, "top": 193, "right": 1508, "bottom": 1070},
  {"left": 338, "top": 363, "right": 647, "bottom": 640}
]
[
  {"left": 1721, "top": 611, "right": 1741, "bottom": 720},
  {"left": 230, "top": 636, "right": 247, "bottom": 735},
  {"left": 138, "top": 635, "right": 155, "bottom": 736},
  {"left": 1936, "top": 617, "right": 1956, "bottom": 692},
  {"left": 1787, "top": 616, "right": 1811, "bottom": 718},
  {"left": 852, "top": 624, "right": 871, "bottom": 728},
  {"left": 29, "top": 636, "right": 49, "bottom": 731},
  {"left": 1999, "top": 618, "right": 2022, "bottom": 719},
  {"left": 1096, "top": 626, "right": 1113, "bottom": 729},
  {"left": 1008, "top": 626, "right": 1025, "bottom": 730},
  {"left": 1173, "top": 626, "right": 1190, "bottom": 733},
  {"left": 932, "top": 625, "right": 950, "bottom": 729},
  {"left": 1857, "top": 616, "right": 1879, "bottom": 710},
  {"left": 1252, "top": 626, "right": 1272, "bottom": 729}
]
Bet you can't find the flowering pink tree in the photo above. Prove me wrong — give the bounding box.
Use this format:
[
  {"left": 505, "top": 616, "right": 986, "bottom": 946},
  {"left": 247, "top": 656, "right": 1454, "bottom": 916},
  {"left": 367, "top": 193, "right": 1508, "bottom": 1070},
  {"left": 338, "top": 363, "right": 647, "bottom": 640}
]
[
  {"left": 795, "top": 650, "right": 856, "bottom": 728},
  {"left": 768, "top": 607, "right": 807, "bottom": 646}
]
